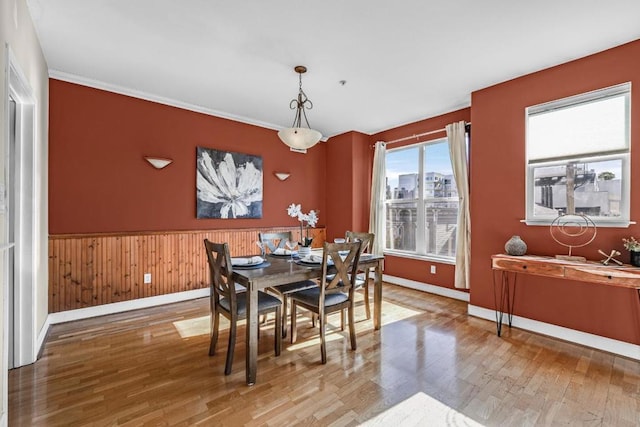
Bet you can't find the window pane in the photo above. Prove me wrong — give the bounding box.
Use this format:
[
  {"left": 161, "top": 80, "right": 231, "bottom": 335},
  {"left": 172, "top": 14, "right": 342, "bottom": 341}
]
[
  {"left": 425, "top": 198, "right": 458, "bottom": 257},
  {"left": 424, "top": 140, "right": 457, "bottom": 257},
  {"left": 384, "top": 139, "right": 459, "bottom": 260},
  {"left": 385, "top": 201, "right": 417, "bottom": 251},
  {"left": 386, "top": 147, "right": 419, "bottom": 200},
  {"left": 532, "top": 158, "right": 623, "bottom": 218}
]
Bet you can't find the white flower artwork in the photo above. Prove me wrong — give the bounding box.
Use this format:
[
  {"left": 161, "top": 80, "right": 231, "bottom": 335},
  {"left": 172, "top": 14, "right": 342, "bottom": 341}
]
[{"left": 196, "top": 147, "right": 263, "bottom": 219}]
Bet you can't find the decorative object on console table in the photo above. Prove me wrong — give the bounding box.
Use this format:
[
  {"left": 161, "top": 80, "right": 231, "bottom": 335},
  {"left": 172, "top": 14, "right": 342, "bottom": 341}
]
[
  {"left": 286, "top": 203, "right": 319, "bottom": 250},
  {"left": 549, "top": 213, "right": 596, "bottom": 262},
  {"left": 622, "top": 236, "right": 640, "bottom": 267},
  {"left": 598, "top": 249, "right": 623, "bottom": 266},
  {"left": 504, "top": 235, "right": 527, "bottom": 256}
]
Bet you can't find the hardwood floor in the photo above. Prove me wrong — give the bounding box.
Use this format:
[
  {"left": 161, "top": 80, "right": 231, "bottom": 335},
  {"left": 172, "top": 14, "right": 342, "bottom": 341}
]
[{"left": 9, "top": 284, "right": 640, "bottom": 426}]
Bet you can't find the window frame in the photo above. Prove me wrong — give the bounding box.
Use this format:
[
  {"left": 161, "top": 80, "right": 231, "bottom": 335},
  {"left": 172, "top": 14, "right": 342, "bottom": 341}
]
[
  {"left": 384, "top": 137, "right": 458, "bottom": 263},
  {"left": 524, "top": 83, "right": 631, "bottom": 227}
]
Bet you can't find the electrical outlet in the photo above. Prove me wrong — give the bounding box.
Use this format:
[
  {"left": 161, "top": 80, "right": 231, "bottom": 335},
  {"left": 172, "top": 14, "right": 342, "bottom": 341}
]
[
  {"left": 430, "top": 265, "right": 436, "bottom": 274},
  {"left": 143, "top": 273, "right": 152, "bottom": 284}
]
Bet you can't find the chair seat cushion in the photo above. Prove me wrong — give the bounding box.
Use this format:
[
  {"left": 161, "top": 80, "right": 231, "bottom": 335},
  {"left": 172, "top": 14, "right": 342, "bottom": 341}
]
[
  {"left": 219, "top": 291, "right": 281, "bottom": 317},
  {"left": 273, "top": 280, "right": 318, "bottom": 295},
  {"left": 290, "top": 287, "right": 349, "bottom": 308}
]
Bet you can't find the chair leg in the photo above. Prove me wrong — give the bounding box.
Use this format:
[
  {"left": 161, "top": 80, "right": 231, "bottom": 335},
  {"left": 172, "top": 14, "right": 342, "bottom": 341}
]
[
  {"left": 340, "top": 309, "right": 345, "bottom": 331},
  {"left": 209, "top": 310, "right": 220, "bottom": 356},
  {"left": 281, "top": 295, "right": 288, "bottom": 338},
  {"left": 311, "top": 313, "right": 316, "bottom": 328},
  {"left": 348, "top": 303, "right": 357, "bottom": 351},
  {"left": 319, "top": 311, "right": 327, "bottom": 364},
  {"left": 364, "top": 278, "right": 371, "bottom": 320},
  {"left": 274, "top": 307, "right": 282, "bottom": 356},
  {"left": 290, "top": 301, "right": 298, "bottom": 344},
  {"left": 224, "top": 319, "right": 237, "bottom": 375}
]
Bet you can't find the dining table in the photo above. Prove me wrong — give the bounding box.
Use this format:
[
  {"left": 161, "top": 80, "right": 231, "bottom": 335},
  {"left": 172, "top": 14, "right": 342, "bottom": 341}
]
[{"left": 231, "top": 250, "right": 385, "bottom": 385}]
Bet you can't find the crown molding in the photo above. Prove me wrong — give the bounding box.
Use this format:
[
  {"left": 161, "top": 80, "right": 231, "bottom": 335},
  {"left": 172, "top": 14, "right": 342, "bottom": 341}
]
[{"left": 48, "top": 69, "right": 285, "bottom": 132}]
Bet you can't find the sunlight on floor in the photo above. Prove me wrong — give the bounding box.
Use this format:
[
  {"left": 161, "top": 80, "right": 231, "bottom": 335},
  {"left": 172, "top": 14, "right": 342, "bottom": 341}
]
[
  {"left": 172, "top": 297, "right": 421, "bottom": 339},
  {"left": 173, "top": 315, "right": 227, "bottom": 338},
  {"left": 360, "top": 391, "right": 484, "bottom": 427}
]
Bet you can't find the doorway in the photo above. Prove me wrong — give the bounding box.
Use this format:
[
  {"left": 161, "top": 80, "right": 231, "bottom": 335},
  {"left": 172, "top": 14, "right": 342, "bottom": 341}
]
[{"left": 5, "top": 48, "right": 37, "bottom": 371}]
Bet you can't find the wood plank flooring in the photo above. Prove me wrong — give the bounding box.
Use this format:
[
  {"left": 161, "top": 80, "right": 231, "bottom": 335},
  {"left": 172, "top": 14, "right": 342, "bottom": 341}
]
[{"left": 9, "top": 284, "right": 640, "bottom": 426}]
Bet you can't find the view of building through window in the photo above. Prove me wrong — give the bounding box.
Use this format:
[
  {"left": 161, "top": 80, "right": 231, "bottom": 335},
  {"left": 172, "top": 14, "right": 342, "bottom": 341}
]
[
  {"left": 385, "top": 139, "right": 458, "bottom": 260},
  {"left": 526, "top": 83, "right": 630, "bottom": 224}
]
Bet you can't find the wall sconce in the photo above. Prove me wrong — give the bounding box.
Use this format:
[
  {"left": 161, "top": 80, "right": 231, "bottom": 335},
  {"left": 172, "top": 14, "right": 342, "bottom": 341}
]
[
  {"left": 145, "top": 157, "right": 173, "bottom": 169},
  {"left": 274, "top": 172, "right": 290, "bottom": 181}
]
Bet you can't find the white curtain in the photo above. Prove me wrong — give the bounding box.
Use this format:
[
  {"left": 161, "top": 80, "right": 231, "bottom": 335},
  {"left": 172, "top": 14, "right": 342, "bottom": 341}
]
[
  {"left": 369, "top": 141, "right": 386, "bottom": 255},
  {"left": 446, "top": 121, "right": 470, "bottom": 289}
]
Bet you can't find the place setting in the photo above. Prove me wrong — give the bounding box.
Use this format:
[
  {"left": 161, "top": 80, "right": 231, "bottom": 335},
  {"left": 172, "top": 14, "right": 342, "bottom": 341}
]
[{"left": 230, "top": 255, "right": 270, "bottom": 270}]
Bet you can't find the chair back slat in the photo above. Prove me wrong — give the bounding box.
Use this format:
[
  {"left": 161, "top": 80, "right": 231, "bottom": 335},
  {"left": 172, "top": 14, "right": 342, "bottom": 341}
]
[
  {"left": 259, "top": 231, "right": 293, "bottom": 254},
  {"left": 321, "top": 241, "right": 361, "bottom": 295},
  {"left": 204, "top": 240, "right": 236, "bottom": 309},
  {"left": 346, "top": 231, "right": 374, "bottom": 255}
]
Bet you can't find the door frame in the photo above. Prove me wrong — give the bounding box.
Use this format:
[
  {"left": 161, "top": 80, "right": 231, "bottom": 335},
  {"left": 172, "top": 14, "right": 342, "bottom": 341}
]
[{"left": 2, "top": 45, "right": 38, "bottom": 422}]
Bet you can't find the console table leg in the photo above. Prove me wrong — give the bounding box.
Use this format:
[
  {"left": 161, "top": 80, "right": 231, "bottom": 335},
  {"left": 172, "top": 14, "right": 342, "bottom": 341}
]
[{"left": 493, "top": 270, "right": 517, "bottom": 337}]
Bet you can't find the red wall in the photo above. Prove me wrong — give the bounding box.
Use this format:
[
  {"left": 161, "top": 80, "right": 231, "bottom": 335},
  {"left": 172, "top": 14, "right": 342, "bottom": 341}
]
[
  {"left": 49, "top": 80, "right": 326, "bottom": 234},
  {"left": 470, "top": 39, "right": 640, "bottom": 344},
  {"left": 372, "top": 109, "right": 471, "bottom": 290},
  {"left": 325, "top": 131, "right": 372, "bottom": 241}
]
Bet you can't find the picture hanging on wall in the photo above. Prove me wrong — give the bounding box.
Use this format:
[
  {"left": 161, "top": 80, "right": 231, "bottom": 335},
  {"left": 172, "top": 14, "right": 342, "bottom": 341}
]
[{"left": 196, "top": 146, "right": 263, "bottom": 219}]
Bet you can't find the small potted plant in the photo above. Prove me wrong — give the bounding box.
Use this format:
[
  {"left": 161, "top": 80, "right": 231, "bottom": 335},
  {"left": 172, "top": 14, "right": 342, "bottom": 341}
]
[
  {"left": 287, "top": 203, "right": 319, "bottom": 256},
  {"left": 622, "top": 236, "right": 640, "bottom": 267}
]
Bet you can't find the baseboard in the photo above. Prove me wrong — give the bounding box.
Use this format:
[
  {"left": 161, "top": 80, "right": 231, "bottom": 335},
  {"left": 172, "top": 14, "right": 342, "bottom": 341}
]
[
  {"left": 36, "top": 314, "right": 53, "bottom": 358},
  {"left": 383, "top": 274, "right": 470, "bottom": 302},
  {"left": 47, "top": 288, "right": 210, "bottom": 325},
  {"left": 468, "top": 304, "right": 640, "bottom": 361}
]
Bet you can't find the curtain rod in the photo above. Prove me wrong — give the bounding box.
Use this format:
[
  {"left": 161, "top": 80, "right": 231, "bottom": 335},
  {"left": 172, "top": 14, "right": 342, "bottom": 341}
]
[{"left": 383, "top": 122, "right": 471, "bottom": 145}]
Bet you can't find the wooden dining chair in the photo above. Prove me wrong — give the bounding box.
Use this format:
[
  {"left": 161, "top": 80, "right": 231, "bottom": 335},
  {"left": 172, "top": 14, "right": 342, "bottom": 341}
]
[
  {"left": 289, "top": 241, "right": 362, "bottom": 364},
  {"left": 258, "top": 231, "right": 292, "bottom": 254},
  {"left": 258, "top": 231, "right": 318, "bottom": 338},
  {"left": 346, "top": 231, "right": 375, "bottom": 320},
  {"left": 204, "top": 239, "right": 282, "bottom": 375}
]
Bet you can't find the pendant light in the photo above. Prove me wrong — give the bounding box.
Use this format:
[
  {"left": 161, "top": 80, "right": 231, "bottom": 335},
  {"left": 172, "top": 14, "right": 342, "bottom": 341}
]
[{"left": 278, "top": 65, "right": 322, "bottom": 151}]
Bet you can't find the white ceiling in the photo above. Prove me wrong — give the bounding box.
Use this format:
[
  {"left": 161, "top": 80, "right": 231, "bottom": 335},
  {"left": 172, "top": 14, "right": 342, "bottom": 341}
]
[{"left": 27, "top": 0, "right": 640, "bottom": 139}]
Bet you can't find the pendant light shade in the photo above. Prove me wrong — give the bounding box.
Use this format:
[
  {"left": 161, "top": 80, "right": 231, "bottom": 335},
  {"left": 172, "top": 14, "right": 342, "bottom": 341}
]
[
  {"left": 279, "top": 65, "right": 322, "bottom": 151},
  {"left": 277, "top": 127, "right": 322, "bottom": 150}
]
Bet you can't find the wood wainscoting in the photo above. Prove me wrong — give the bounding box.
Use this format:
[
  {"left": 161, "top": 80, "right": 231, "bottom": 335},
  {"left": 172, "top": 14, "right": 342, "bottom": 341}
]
[{"left": 48, "top": 227, "right": 326, "bottom": 313}]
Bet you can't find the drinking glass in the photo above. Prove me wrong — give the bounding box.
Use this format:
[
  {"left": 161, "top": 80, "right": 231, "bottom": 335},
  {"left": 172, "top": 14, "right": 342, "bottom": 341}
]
[
  {"left": 255, "top": 241, "right": 265, "bottom": 258},
  {"left": 285, "top": 240, "right": 296, "bottom": 262}
]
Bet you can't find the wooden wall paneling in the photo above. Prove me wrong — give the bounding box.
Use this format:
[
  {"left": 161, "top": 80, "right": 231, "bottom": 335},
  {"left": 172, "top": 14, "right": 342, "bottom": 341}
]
[
  {"left": 48, "top": 239, "right": 55, "bottom": 312},
  {"left": 48, "top": 227, "right": 325, "bottom": 312}
]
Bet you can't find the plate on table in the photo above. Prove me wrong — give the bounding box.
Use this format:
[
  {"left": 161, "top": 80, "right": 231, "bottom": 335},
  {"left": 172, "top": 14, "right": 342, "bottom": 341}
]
[
  {"left": 233, "top": 261, "right": 271, "bottom": 270},
  {"left": 231, "top": 256, "right": 265, "bottom": 267},
  {"left": 268, "top": 249, "right": 298, "bottom": 258},
  {"left": 296, "top": 254, "right": 333, "bottom": 267}
]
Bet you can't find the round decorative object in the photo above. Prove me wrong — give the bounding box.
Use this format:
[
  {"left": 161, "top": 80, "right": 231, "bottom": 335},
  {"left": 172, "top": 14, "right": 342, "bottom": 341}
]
[
  {"left": 505, "top": 235, "right": 527, "bottom": 256},
  {"left": 630, "top": 251, "right": 640, "bottom": 267},
  {"left": 298, "top": 246, "right": 311, "bottom": 257},
  {"left": 549, "top": 213, "right": 597, "bottom": 260}
]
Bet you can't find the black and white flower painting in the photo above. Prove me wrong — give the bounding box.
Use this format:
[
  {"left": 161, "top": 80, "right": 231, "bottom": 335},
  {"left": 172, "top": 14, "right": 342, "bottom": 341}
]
[{"left": 196, "top": 147, "right": 263, "bottom": 219}]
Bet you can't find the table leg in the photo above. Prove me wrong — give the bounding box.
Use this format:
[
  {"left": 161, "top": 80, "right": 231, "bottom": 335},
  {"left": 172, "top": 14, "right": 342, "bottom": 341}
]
[
  {"left": 246, "top": 281, "right": 258, "bottom": 386},
  {"left": 373, "top": 260, "right": 383, "bottom": 330},
  {"left": 492, "top": 270, "right": 517, "bottom": 337}
]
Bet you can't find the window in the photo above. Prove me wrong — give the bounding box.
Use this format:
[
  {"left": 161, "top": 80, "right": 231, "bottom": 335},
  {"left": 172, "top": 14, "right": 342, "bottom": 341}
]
[
  {"left": 526, "top": 83, "right": 631, "bottom": 226},
  {"left": 385, "top": 138, "right": 458, "bottom": 261}
]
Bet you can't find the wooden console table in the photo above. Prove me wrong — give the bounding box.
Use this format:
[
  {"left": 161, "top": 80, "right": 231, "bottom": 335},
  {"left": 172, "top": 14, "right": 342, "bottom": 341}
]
[{"left": 491, "top": 254, "right": 640, "bottom": 336}]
